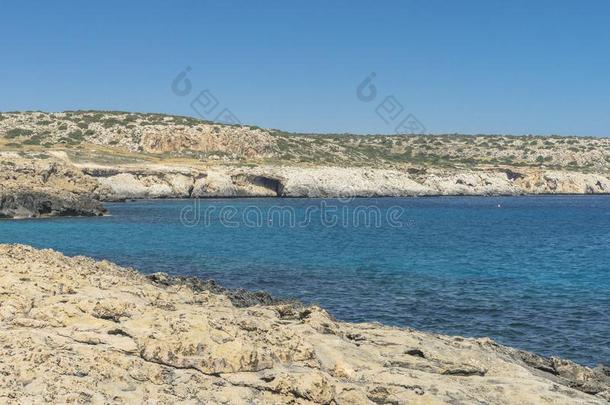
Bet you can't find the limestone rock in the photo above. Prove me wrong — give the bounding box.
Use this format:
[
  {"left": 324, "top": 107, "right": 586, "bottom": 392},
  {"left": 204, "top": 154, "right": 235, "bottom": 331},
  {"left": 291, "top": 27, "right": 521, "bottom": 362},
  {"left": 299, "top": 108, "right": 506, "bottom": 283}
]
[
  {"left": 0, "top": 156, "right": 106, "bottom": 218},
  {"left": 82, "top": 162, "right": 610, "bottom": 200},
  {"left": 0, "top": 244, "right": 608, "bottom": 404}
]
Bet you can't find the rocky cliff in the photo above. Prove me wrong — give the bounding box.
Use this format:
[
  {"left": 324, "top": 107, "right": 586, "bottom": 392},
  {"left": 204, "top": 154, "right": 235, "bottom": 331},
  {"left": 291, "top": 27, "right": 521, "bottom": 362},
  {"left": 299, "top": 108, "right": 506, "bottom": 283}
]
[
  {"left": 0, "top": 154, "right": 106, "bottom": 218},
  {"left": 4, "top": 155, "right": 610, "bottom": 218},
  {"left": 0, "top": 244, "right": 608, "bottom": 404},
  {"left": 80, "top": 163, "right": 610, "bottom": 201}
]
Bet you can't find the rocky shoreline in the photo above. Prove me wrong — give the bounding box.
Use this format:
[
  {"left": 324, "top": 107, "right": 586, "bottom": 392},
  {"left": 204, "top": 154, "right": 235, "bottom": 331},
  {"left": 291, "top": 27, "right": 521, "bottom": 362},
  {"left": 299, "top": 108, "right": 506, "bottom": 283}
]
[
  {"left": 3, "top": 153, "right": 610, "bottom": 218},
  {"left": 82, "top": 163, "right": 610, "bottom": 201},
  {"left": 0, "top": 156, "right": 106, "bottom": 218},
  {"left": 0, "top": 244, "right": 608, "bottom": 403}
]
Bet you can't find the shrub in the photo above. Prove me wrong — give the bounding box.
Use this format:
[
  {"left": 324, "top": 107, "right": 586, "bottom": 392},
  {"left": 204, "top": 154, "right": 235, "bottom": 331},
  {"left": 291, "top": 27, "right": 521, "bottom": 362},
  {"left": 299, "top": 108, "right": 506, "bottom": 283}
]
[
  {"left": 58, "top": 137, "right": 79, "bottom": 145},
  {"left": 102, "top": 118, "right": 121, "bottom": 128},
  {"left": 68, "top": 130, "right": 84, "bottom": 140},
  {"left": 22, "top": 135, "right": 43, "bottom": 145},
  {"left": 82, "top": 113, "right": 104, "bottom": 123},
  {"left": 122, "top": 115, "right": 137, "bottom": 123},
  {"left": 5, "top": 128, "right": 33, "bottom": 138}
]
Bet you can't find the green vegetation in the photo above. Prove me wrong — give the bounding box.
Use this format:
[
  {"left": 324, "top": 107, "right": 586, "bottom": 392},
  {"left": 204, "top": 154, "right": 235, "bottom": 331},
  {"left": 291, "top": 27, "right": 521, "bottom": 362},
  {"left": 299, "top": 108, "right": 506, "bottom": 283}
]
[
  {"left": 6, "top": 128, "right": 34, "bottom": 138},
  {"left": 102, "top": 118, "right": 122, "bottom": 128},
  {"left": 1, "top": 111, "right": 609, "bottom": 172},
  {"left": 22, "top": 135, "right": 44, "bottom": 145},
  {"left": 68, "top": 130, "right": 84, "bottom": 141}
]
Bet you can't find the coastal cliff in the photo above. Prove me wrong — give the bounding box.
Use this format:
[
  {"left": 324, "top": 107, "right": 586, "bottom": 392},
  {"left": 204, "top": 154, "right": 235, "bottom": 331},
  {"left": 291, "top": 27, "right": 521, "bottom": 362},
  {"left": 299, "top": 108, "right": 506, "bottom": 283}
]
[
  {"left": 2, "top": 111, "right": 610, "bottom": 217},
  {"left": 0, "top": 244, "right": 608, "bottom": 404},
  {"left": 0, "top": 155, "right": 105, "bottom": 218},
  {"left": 82, "top": 163, "right": 610, "bottom": 200},
  {"left": 3, "top": 153, "right": 610, "bottom": 218}
]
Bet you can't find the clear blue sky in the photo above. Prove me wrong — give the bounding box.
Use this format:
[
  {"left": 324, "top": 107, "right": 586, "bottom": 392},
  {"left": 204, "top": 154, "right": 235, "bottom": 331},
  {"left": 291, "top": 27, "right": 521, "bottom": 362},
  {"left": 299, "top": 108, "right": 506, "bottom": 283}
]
[{"left": 2, "top": 0, "right": 609, "bottom": 135}]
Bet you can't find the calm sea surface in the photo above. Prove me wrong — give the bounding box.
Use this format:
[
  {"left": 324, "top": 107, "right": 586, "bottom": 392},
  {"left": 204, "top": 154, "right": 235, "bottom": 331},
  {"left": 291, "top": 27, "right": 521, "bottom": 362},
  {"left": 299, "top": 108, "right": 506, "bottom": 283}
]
[{"left": 1, "top": 196, "right": 609, "bottom": 366}]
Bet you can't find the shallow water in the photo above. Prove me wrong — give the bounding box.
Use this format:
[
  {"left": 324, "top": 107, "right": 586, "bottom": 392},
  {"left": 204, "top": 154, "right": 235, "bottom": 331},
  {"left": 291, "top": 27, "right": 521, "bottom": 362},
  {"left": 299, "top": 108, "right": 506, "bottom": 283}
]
[{"left": 1, "top": 196, "right": 609, "bottom": 366}]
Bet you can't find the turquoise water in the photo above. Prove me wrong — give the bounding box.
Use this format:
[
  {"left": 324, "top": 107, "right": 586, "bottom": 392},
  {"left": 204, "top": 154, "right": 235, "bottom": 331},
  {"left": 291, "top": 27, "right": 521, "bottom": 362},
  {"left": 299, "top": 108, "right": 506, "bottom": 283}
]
[{"left": 1, "top": 196, "right": 609, "bottom": 366}]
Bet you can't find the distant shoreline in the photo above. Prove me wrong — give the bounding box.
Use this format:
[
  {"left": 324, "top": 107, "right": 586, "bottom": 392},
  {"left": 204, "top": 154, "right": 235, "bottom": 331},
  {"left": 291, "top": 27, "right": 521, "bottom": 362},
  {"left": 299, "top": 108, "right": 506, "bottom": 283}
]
[
  {"left": 3, "top": 111, "right": 610, "bottom": 218},
  {"left": 4, "top": 192, "right": 610, "bottom": 221}
]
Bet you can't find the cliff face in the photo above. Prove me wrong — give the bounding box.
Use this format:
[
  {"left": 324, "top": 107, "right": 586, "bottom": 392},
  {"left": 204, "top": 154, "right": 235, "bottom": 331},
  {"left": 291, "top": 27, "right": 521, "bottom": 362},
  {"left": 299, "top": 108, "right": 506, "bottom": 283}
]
[
  {"left": 0, "top": 155, "right": 106, "bottom": 218},
  {"left": 79, "top": 163, "right": 610, "bottom": 201},
  {"left": 0, "top": 244, "right": 608, "bottom": 404},
  {"left": 4, "top": 155, "right": 610, "bottom": 213}
]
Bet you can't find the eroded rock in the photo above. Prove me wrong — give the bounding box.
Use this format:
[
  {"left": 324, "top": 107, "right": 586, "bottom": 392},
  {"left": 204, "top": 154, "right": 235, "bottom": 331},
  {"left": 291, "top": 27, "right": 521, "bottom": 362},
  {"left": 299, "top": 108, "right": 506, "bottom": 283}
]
[
  {"left": 0, "top": 156, "right": 106, "bottom": 218},
  {"left": 0, "top": 244, "right": 608, "bottom": 404}
]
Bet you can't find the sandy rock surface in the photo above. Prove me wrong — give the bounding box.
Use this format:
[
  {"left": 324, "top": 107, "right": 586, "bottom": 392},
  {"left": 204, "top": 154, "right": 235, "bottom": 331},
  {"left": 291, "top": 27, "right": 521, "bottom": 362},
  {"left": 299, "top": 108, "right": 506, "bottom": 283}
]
[{"left": 0, "top": 244, "right": 608, "bottom": 404}]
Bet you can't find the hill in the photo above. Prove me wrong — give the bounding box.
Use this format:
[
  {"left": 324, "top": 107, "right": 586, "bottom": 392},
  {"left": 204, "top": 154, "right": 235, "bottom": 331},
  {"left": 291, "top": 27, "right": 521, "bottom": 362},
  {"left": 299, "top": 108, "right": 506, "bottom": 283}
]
[{"left": 1, "top": 110, "right": 609, "bottom": 170}]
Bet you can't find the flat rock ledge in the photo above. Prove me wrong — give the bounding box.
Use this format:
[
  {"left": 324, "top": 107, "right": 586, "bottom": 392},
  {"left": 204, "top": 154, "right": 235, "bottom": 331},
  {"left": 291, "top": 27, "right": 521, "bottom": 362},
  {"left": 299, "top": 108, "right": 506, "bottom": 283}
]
[{"left": 0, "top": 245, "right": 608, "bottom": 404}]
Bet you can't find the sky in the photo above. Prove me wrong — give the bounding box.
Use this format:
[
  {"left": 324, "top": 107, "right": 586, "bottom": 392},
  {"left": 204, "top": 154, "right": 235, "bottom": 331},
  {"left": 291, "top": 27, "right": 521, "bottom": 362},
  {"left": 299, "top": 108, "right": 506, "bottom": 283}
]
[{"left": 1, "top": 0, "right": 610, "bottom": 136}]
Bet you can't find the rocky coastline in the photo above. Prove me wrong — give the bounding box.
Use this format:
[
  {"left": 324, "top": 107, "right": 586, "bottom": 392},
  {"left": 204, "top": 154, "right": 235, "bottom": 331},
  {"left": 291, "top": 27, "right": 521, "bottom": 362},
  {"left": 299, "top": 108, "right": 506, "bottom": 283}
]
[
  {"left": 3, "top": 111, "right": 610, "bottom": 217},
  {"left": 3, "top": 153, "right": 610, "bottom": 218},
  {"left": 85, "top": 163, "right": 610, "bottom": 200},
  {"left": 0, "top": 244, "right": 608, "bottom": 404},
  {"left": 0, "top": 156, "right": 105, "bottom": 218},
  {"left": 2, "top": 111, "right": 610, "bottom": 402}
]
